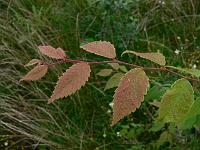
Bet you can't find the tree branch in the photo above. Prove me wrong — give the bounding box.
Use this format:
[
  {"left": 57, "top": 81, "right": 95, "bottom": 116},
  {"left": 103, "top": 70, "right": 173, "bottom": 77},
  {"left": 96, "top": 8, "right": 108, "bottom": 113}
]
[{"left": 46, "top": 58, "right": 199, "bottom": 82}]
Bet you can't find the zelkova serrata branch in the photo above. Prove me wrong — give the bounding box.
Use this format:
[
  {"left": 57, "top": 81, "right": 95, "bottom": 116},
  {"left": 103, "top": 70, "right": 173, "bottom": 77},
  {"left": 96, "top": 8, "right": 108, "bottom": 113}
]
[
  {"left": 46, "top": 58, "right": 199, "bottom": 82},
  {"left": 21, "top": 42, "right": 200, "bottom": 125}
]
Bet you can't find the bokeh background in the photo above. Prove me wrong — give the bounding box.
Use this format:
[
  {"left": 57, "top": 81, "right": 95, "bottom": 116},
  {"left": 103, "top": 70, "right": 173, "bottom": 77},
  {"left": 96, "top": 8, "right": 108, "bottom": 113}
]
[{"left": 1, "top": 0, "right": 200, "bottom": 149}]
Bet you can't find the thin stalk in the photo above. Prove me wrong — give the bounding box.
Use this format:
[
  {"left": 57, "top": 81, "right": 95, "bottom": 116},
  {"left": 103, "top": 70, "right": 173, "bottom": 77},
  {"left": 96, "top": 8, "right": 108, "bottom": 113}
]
[{"left": 46, "top": 58, "right": 199, "bottom": 82}]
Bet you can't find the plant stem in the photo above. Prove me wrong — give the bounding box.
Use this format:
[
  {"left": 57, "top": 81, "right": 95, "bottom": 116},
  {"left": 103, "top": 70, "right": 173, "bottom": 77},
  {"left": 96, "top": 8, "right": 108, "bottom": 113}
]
[
  {"left": 48, "top": 58, "right": 165, "bottom": 71},
  {"left": 47, "top": 58, "right": 199, "bottom": 82}
]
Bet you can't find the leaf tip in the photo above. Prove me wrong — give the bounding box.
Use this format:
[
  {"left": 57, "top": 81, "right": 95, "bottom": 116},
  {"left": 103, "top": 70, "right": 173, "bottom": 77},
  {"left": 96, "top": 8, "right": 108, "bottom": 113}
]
[
  {"left": 20, "top": 65, "right": 48, "bottom": 81},
  {"left": 80, "top": 41, "right": 116, "bottom": 59},
  {"left": 48, "top": 63, "right": 91, "bottom": 103},
  {"left": 38, "top": 45, "right": 66, "bottom": 59},
  {"left": 111, "top": 119, "right": 118, "bottom": 126},
  {"left": 111, "top": 68, "right": 149, "bottom": 125},
  {"left": 121, "top": 50, "right": 129, "bottom": 57},
  {"left": 47, "top": 99, "right": 53, "bottom": 104}
]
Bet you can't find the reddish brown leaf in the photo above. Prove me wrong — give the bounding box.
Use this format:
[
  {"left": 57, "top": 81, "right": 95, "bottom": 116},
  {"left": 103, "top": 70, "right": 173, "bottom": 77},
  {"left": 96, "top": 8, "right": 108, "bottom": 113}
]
[
  {"left": 122, "top": 51, "right": 166, "bottom": 66},
  {"left": 112, "top": 68, "right": 149, "bottom": 125},
  {"left": 38, "top": 45, "right": 66, "bottom": 59},
  {"left": 48, "top": 63, "right": 91, "bottom": 104},
  {"left": 80, "top": 41, "right": 116, "bottom": 59},
  {"left": 25, "top": 59, "right": 41, "bottom": 67},
  {"left": 20, "top": 65, "right": 48, "bottom": 81}
]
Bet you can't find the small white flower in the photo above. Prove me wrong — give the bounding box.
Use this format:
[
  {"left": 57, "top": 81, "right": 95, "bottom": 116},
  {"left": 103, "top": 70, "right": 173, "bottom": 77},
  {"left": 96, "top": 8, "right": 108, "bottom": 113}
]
[
  {"left": 174, "top": 49, "right": 180, "bottom": 55},
  {"left": 116, "top": 132, "right": 120, "bottom": 136},
  {"left": 103, "top": 133, "right": 106, "bottom": 138},
  {"left": 4, "top": 142, "right": 8, "bottom": 146},
  {"left": 185, "top": 39, "right": 189, "bottom": 42},
  {"left": 193, "top": 64, "right": 197, "bottom": 69},
  {"left": 107, "top": 109, "right": 111, "bottom": 114},
  {"left": 177, "top": 36, "right": 181, "bottom": 40},
  {"left": 171, "top": 19, "right": 174, "bottom": 21},
  {"left": 109, "top": 102, "right": 114, "bottom": 108},
  {"left": 158, "top": 0, "right": 165, "bottom": 5}
]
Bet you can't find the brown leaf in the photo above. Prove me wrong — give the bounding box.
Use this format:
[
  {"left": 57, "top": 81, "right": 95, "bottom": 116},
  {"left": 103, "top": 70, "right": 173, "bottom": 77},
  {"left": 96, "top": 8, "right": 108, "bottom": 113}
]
[
  {"left": 20, "top": 65, "right": 48, "bottom": 81},
  {"left": 48, "top": 63, "right": 91, "bottom": 104},
  {"left": 80, "top": 41, "right": 116, "bottom": 59},
  {"left": 38, "top": 45, "right": 66, "bottom": 59},
  {"left": 25, "top": 59, "right": 41, "bottom": 67},
  {"left": 112, "top": 68, "right": 149, "bottom": 125},
  {"left": 122, "top": 51, "right": 166, "bottom": 66}
]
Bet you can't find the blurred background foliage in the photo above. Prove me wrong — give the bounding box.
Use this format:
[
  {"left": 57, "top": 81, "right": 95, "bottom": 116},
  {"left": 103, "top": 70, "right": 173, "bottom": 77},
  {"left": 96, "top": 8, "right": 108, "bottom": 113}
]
[{"left": 0, "top": 0, "right": 200, "bottom": 149}]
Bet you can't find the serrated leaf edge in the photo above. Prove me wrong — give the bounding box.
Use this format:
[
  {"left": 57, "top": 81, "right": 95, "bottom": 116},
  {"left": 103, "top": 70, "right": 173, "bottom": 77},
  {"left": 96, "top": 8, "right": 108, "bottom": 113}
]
[
  {"left": 80, "top": 41, "right": 116, "bottom": 59},
  {"left": 20, "top": 65, "right": 48, "bottom": 81},
  {"left": 111, "top": 68, "right": 149, "bottom": 125},
  {"left": 158, "top": 78, "right": 194, "bottom": 125},
  {"left": 48, "top": 63, "right": 91, "bottom": 104},
  {"left": 122, "top": 50, "right": 166, "bottom": 66}
]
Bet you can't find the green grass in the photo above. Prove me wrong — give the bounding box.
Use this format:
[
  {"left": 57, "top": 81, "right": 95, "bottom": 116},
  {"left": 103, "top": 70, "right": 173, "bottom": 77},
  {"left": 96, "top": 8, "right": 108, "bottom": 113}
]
[{"left": 0, "top": 0, "right": 200, "bottom": 149}]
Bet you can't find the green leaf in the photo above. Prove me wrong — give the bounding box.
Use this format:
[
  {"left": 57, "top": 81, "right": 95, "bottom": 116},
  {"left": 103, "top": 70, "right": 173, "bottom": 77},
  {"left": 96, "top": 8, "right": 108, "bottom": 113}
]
[
  {"left": 180, "top": 97, "right": 200, "bottom": 129},
  {"left": 196, "top": 26, "right": 200, "bottom": 31},
  {"left": 168, "top": 123, "right": 176, "bottom": 134},
  {"left": 145, "top": 85, "right": 168, "bottom": 102},
  {"left": 108, "top": 63, "right": 120, "bottom": 70},
  {"left": 159, "top": 79, "right": 194, "bottom": 126},
  {"left": 149, "top": 121, "right": 164, "bottom": 132},
  {"left": 96, "top": 69, "right": 113, "bottom": 77},
  {"left": 167, "top": 66, "right": 200, "bottom": 78},
  {"left": 120, "top": 128, "right": 128, "bottom": 136},
  {"left": 119, "top": 65, "right": 128, "bottom": 72},
  {"left": 104, "top": 73, "right": 124, "bottom": 91},
  {"left": 157, "top": 131, "right": 172, "bottom": 147},
  {"left": 180, "top": 116, "right": 197, "bottom": 129},
  {"left": 149, "top": 100, "right": 161, "bottom": 108},
  {"left": 157, "top": 131, "right": 168, "bottom": 147},
  {"left": 185, "top": 97, "right": 200, "bottom": 119},
  {"left": 122, "top": 50, "right": 166, "bottom": 66},
  {"left": 127, "top": 129, "right": 136, "bottom": 139}
]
